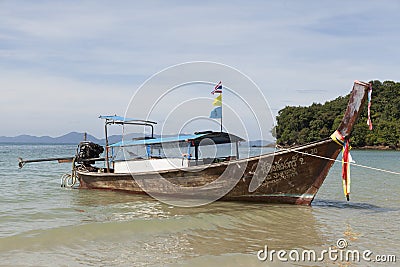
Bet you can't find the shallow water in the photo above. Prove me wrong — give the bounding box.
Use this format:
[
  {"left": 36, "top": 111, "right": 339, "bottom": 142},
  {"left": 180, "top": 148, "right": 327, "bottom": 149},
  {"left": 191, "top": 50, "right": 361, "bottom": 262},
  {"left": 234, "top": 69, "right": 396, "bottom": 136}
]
[{"left": 0, "top": 145, "right": 399, "bottom": 266}]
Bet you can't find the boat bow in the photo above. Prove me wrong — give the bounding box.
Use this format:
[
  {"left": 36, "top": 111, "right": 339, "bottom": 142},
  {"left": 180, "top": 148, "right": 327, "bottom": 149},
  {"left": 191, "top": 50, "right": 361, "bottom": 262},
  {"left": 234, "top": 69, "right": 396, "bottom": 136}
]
[{"left": 337, "top": 80, "right": 371, "bottom": 138}]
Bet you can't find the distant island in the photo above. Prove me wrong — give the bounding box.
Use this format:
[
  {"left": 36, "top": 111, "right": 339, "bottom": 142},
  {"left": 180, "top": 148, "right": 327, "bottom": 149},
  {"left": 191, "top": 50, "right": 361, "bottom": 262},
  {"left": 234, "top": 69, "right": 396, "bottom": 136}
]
[
  {"left": 0, "top": 132, "right": 273, "bottom": 147},
  {"left": 0, "top": 132, "right": 124, "bottom": 145},
  {"left": 273, "top": 80, "right": 400, "bottom": 150}
]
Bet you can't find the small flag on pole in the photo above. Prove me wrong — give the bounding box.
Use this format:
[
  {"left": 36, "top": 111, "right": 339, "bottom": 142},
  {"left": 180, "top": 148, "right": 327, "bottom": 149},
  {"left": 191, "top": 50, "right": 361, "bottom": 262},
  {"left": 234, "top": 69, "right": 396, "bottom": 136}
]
[
  {"left": 212, "top": 94, "right": 222, "bottom": 106},
  {"left": 211, "top": 81, "right": 222, "bottom": 94},
  {"left": 210, "top": 106, "right": 222, "bottom": 119}
]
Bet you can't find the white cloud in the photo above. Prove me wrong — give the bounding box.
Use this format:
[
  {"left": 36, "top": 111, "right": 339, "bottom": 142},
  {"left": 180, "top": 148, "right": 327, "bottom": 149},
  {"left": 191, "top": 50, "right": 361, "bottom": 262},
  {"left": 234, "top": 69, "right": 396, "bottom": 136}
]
[{"left": 0, "top": 0, "right": 399, "bottom": 137}]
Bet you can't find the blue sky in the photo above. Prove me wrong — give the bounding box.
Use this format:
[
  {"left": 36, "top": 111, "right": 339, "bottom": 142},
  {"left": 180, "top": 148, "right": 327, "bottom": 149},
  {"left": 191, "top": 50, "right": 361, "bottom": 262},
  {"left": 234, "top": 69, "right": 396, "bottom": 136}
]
[{"left": 0, "top": 1, "right": 399, "bottom": 139}]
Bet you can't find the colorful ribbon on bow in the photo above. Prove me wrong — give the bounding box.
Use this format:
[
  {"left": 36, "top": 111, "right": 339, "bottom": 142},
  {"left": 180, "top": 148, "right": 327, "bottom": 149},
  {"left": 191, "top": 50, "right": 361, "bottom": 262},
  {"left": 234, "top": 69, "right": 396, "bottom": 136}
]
[
  {"left": 331, "top": 83, "right": 373, "bottom": 201},
  {"left": 342, "top": 140, "right": 351, "bottom": 201},
  {"left": 331, "top": 130, "right": 352, "bottom": 201},
  {"left": 331, "top": 130, "right": 345, "bottom": 146}
]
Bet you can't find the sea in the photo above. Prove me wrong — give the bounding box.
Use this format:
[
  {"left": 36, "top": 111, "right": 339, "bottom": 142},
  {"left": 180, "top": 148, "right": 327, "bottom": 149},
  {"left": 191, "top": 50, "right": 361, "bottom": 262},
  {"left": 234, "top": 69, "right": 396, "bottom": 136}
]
[{"left": 0, "top": 144, "right": 399, "bottom": 266}]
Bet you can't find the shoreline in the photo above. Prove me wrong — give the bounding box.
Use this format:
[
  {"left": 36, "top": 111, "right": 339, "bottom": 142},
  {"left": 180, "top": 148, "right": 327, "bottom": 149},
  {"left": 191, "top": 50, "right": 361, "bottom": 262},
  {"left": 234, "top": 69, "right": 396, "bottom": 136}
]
[
  {"left": 354, "top": 145, "right": 400, "bottom": 151},
  {"left": 270, "top": 143, "right": 399, "bottom": 151}
]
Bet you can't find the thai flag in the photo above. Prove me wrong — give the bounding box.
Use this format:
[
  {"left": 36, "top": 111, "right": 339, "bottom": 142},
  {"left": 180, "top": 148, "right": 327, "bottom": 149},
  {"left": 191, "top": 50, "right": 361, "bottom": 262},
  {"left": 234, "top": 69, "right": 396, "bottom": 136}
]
[{"left": 211, "top": 81, "right": 222, "bottom": 94}]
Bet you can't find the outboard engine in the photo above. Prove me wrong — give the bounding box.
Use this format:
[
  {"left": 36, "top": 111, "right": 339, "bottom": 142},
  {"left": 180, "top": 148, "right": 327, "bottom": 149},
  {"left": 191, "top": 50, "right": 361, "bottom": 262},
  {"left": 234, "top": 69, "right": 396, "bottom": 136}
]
[{"left": 76, "top": 141, "right": 104, "bottom": 166}]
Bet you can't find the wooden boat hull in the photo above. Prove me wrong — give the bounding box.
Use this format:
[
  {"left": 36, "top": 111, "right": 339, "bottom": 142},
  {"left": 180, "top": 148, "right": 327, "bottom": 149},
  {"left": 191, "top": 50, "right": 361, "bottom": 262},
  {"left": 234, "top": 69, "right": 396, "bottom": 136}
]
[
  {"left": 77, "top": 139, "right": 341, "bottom": 205},
  {"left": 77, "top": 81, "right": 371, "bottom": 205}
]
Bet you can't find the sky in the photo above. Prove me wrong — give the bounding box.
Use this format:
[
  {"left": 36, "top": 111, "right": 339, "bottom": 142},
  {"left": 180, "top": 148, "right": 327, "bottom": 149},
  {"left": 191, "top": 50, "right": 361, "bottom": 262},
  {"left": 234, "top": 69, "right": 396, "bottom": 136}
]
[{"left": 0, "top": 0, "right": 399, "bottom": 140}]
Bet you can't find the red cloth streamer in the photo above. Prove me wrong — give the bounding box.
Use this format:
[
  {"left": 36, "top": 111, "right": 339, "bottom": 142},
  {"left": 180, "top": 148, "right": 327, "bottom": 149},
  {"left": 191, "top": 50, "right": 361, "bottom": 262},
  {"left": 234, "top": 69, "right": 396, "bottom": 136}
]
[{"left": 342, "top": 140, "right": 350, "bottom": 201}]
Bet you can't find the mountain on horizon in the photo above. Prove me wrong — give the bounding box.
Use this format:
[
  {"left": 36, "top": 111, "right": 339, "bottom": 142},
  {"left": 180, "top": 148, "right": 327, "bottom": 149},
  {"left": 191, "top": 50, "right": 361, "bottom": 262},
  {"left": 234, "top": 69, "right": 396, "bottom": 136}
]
[
  {"left": 0, "top": 132, "right": 161, "bottom": 144},
  {"left": 0, "top": 132, "right": 275, "bottom": 145},
  {"left": 245, "top": 140, "right": 275, "bottom": 147},
  {"left": 0, "top": 132, "right": 102, "bottom": 144}
]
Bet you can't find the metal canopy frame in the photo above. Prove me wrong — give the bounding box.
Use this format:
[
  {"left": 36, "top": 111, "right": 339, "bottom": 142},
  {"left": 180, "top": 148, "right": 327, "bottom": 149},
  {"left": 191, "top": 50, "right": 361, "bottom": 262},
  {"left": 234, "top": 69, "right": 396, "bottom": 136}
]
[
  {"left": 110, "top": 131, "right": 245, "bottom": 164},
  {"left": 99, "top": 115, "right": 158, "bottom": 172}
]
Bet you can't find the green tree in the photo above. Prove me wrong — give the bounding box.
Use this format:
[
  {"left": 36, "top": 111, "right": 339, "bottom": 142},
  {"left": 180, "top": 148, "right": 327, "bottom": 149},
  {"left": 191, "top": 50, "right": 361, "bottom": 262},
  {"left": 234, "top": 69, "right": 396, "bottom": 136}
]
[{"left": 275, "top": 80, "right": 400, "bottom": 149}]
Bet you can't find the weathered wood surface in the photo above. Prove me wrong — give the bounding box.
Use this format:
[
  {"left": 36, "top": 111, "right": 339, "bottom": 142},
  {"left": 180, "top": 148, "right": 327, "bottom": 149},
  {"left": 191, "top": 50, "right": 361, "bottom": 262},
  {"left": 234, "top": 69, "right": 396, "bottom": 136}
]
[
  {"left": 77, "top": 81, "right": 370, "bottom": 205},
  {"left": 78, "top": 139, "right": 340, "bottom": 205}
]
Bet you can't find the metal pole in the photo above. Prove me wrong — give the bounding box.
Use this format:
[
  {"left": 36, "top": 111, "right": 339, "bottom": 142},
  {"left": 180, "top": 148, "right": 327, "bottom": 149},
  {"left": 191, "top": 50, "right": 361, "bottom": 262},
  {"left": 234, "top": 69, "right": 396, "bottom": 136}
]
[
  {"left": 220, "top": 92, "right": 223, "bottom": 132},
  {"left": 195, "top": 144, "right": 199, "bottom": 165},
  {"left": 105, "top": 122, "right": 110, "bottom": 173}
]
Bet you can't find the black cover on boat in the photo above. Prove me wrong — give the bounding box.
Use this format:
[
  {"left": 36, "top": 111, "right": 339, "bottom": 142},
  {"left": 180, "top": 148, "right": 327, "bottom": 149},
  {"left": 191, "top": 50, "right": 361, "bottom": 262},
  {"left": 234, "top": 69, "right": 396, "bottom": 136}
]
[{"left": 77, "top": 142, "right": 104, "bottom": 165}]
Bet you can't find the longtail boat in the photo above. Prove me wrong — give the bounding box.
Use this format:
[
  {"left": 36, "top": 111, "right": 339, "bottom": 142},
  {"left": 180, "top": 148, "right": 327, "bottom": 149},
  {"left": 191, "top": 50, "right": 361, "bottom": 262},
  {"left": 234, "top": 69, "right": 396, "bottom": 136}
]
[{"left": 19, "top": 81, "right": 372, "bottom": 205}]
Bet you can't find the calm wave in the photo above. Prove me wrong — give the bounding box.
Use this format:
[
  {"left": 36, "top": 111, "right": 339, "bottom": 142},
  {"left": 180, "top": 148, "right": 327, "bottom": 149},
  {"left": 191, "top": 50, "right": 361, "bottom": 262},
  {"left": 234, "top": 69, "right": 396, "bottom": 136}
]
[{"left": 0, "top": 145, "right": 399, "bottom": 266}]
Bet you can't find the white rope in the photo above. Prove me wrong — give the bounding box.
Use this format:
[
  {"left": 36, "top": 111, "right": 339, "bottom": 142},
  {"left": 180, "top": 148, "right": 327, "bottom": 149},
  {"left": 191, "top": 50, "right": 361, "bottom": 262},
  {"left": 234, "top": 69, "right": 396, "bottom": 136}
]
[{"left": 276, "top": 145, "right": 400, "bottom": 176}]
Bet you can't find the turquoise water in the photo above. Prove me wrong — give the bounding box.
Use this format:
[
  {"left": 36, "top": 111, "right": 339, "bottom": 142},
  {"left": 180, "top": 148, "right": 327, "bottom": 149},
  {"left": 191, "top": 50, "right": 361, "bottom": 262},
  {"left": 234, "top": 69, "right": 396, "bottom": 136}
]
[{"left": 0, "top": 145, "right": 399, "bottom": 266}]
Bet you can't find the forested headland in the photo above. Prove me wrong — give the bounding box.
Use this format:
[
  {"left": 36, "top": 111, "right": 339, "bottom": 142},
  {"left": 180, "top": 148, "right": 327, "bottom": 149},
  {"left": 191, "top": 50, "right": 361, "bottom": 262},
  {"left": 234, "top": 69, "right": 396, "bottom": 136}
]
[{"left": 274, "top": 80, "right": 400, "bottom": 150}]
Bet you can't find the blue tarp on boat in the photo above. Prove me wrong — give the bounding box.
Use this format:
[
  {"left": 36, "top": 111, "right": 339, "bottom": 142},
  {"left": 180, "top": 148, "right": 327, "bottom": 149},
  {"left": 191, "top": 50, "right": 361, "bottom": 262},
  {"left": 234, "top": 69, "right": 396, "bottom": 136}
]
[
  {"left": 109, "top": 133, "right": 208, "bottom": 147},
  {"left": 109, "top": 132, "right": 245, "bottom": 147}
]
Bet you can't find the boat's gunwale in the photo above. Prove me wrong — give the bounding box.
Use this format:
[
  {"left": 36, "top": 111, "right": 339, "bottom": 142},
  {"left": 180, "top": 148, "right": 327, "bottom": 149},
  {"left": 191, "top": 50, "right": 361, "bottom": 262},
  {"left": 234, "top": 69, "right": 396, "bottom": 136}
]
[{"left": 78, "top": 138, "right": 336, "bottom": 177}]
